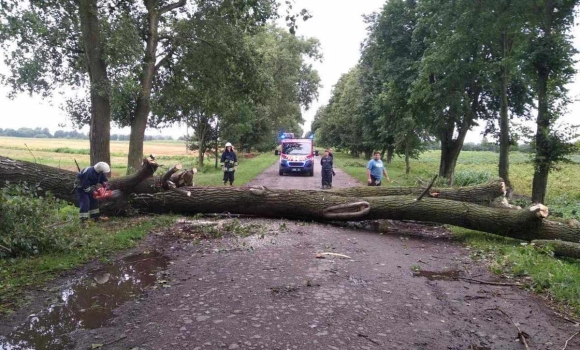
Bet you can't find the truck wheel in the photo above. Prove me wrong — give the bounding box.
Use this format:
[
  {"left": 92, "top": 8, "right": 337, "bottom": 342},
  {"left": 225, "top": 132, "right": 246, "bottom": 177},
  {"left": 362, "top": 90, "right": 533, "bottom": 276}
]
[
  {"left": 309, "top": 170, "right": 314, "bottom": 177},
  {"left": 279, "top": 169, "right": 284, "bottom": 176}
]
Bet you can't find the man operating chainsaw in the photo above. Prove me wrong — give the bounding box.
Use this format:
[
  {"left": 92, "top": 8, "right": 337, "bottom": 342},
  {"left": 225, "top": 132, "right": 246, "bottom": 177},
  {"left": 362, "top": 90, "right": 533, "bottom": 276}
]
[{"left": 76, "top": 162, "right": 110, "bottom": 223}]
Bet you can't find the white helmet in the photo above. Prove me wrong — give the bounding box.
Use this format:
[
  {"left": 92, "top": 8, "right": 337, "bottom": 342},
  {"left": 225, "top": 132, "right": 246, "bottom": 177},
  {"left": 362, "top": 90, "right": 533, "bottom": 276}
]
[
  {"left": 225, "top": 142, "right": 232, "bottom": 148},
  {"left": 94, "top": 162, "right": 111, "bottom": 173}
]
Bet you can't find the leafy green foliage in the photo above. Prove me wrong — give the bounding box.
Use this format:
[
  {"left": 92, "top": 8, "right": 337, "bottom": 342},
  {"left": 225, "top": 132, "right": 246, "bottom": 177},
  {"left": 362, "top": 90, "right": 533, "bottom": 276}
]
[
  {"left": 452, "top": 171, "right": 494, "bottom": 187},
  {"left": 0, "top": 184, "right": 76, "bottom": 258}
]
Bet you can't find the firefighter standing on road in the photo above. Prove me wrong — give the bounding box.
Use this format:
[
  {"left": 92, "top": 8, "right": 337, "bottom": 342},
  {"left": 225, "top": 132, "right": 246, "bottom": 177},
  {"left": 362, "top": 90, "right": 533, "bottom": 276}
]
[
  {"left": 220, "top": 142, "right": 238, "bottom": 186},
  {"left": 76, "top": 162, "right": 110, "bottom": 223},
  {"left": 320, "top": 149, "right": 335, "bottom": 189}
]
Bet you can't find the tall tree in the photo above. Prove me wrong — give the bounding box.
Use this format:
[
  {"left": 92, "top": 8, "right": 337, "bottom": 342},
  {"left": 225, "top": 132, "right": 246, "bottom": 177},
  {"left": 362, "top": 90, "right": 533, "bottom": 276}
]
[
  {"left": 78, "top": 0, "right": 111, "bottom": 165},
  {"left": 0, "top": 0, "right": 112, "bottom": 165},
  {"left": 360, "top": 0, "right": 427, "bottom": 170},
  {"left": 411, "top": 0, "right": 495, "bottom": 183},
  {"left": 125, "top": 0, "right": 187, "bottom": 173},
  {"left": 524, "top": 0, "right": 577, "bottom": 203}
]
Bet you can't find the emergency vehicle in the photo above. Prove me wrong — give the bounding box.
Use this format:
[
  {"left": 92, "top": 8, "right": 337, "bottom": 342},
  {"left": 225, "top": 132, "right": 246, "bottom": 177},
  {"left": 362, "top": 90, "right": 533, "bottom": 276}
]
[{"left": 275, "top": 133, "right": 314, "bottom": 176}]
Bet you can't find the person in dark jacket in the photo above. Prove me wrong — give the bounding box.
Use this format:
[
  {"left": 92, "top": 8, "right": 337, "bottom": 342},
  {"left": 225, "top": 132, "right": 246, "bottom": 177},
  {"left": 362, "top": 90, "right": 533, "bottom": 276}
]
[
  {"left": 220, "top": 142, "right": 238, "bottom": 186},
  {"left": 320, "top": 150, "right": 334, "bottom": 189},
  {"left": 76, "top": 162, "right": 110, "bottom": 222}
]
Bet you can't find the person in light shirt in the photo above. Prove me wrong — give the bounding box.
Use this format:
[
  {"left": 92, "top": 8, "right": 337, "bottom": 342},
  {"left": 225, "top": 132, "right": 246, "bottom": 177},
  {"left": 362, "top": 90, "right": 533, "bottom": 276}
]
[{"left": 366, "top": 151, "right": 390, "bottom": 186}]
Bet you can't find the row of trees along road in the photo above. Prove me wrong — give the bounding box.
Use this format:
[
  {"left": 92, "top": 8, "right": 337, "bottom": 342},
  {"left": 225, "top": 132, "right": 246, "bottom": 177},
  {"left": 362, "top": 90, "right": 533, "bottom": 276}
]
[
  {"left": 312, "top": 0, "right": 579, "bottom": 204},
  {"left": 0, "top": 0, "right": 320, "bottom": 172}
]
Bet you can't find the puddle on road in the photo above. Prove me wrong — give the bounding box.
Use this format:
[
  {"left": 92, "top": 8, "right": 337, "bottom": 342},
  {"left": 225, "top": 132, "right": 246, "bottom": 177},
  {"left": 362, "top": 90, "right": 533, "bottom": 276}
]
[
  {"left": 413, "top": 270, "right": 460, "bottom": 281},
  {"left": 0, "top": 251, "right": 170, "bottom": 350}
]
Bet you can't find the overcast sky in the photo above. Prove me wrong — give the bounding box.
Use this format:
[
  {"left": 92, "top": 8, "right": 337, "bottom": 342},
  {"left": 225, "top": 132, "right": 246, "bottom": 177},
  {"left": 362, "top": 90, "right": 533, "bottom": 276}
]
[{"left": 0, "top": 0, "right": 578, "bottom": 143}]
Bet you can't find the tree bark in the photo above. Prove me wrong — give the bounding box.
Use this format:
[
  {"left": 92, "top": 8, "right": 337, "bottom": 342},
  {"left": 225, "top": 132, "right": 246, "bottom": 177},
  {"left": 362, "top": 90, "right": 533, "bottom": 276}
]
[
  {"left": 439, "top": 125, "right": 464, "bottom": 184},
  {"left": 331, "top": 178, "right": 506, "bottom": 204},
  {"left": 386, "top": 145, "right": 394, "bottom": 165},
  {"left": 498, "top": 32, "right": 512, "bottom": 198},
  {"left": 404, "top": 139, "right": 411, "bottom": 175},
  {"left": 532, "top": 72, "right": 550, "bottom": 204},
  {"left": 532, "top": 240, "right": 580, "bottom": 259},
  {"left": 531, "top": 2, "right": 555, "bottom": 205},
  {"left": 78, "top": 0, "right": 111, "bottom": 166}
]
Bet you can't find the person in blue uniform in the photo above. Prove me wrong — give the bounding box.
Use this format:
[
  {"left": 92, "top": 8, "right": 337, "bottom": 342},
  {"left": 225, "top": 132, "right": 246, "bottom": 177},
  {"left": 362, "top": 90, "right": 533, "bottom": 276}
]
[
  {"left": 320, "top": 150, "right": 334, "bottom": 189},
  {"left": 76, "top": 162, "right": 110, "bottom": 222},
  {"left": 220, "top": 142, "right": 238, "bottom": 186}
]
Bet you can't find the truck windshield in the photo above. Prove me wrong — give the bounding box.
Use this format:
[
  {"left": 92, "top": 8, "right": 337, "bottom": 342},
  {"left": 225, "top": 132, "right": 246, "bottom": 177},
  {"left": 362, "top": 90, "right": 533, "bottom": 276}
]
[{"left": 282, "top": 142, "right": 312, "bottom": 155}]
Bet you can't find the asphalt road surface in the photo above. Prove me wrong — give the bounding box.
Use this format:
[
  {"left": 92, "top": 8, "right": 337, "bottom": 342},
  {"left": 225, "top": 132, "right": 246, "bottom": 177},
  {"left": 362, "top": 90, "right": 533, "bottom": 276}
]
[{"left": 246, "top": 156, "right": 361, "bottom": 190}]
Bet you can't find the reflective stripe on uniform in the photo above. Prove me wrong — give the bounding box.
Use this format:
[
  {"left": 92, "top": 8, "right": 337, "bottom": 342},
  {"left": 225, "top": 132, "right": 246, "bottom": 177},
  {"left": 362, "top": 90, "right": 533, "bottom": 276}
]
[
  {"left": 79, "top": 212, "right": 90, "bottom": 219},
  {"left": 89, "top": 209, "right": 100, "bottom": 215}
]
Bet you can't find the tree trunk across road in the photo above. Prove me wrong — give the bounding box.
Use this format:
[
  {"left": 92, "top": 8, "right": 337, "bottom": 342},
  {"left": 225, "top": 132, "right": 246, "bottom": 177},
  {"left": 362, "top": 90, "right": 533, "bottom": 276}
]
[{"left": 1, "top": 155, "right": 579, "bottom": 256}]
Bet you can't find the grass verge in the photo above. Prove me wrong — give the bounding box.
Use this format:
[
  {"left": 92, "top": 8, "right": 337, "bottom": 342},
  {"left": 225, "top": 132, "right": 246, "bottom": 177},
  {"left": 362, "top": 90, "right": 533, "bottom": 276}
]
[
  {"left": 170, "top": 152, "right": 277, "bottom": 186},
  {"left": 0, "top": 214, "right": 176, "bottom": 315},
  {"left": 451, "top": 226, "right": 580, "bottom": 317}
]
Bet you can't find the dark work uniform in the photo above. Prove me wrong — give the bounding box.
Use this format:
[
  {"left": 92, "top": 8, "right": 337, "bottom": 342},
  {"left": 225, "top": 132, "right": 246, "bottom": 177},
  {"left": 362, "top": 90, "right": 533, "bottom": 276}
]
[
  {"left": 320, "top": 156, "right": 333, "bottom": 189},
  {"left": 76, "top": 167, "right": 107, "bottom": 221},
  {"left": 220, "top": 150, "right": 238, "bottom": 185}
]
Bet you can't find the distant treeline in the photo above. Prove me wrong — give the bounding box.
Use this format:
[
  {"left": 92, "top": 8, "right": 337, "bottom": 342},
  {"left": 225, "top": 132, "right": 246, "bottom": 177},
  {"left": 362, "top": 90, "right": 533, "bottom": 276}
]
[{"left": 0, "top": 128, "right": 175, "bottom": 141}]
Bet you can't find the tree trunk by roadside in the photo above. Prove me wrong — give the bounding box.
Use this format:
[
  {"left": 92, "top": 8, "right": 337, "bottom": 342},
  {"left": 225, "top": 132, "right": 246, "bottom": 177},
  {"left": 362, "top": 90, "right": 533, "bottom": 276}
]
[
  {"left": 126, "top": 0, "right": 187, "bottom": 173},
  {"left": 498, "top": 33, "right": 513, "bottom": 198},
  {"left": 78, "top": 0, "right": 111, "bottom": 166},
  {"left": 386, "top": 145, "right": 394, "bottom": 165},
  {"left": 439, "top": 127, "right": 463, "bottom": 184},
  {"left": 404, "top": 139, "right": 411, "bottom": 175},
  {"left": 532, "top": 72, "right": 550, "bottom": 204},
  {"left": 439, "top": 115, "right": 472, "bottom": 186}
]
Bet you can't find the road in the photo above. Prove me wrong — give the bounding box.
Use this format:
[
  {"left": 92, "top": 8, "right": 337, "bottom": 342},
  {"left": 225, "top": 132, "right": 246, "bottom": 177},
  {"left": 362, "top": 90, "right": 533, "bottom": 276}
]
[
  {"left": 245, "top": 156, "right": 361, "bottom": 190},
  {"left": 1, "top": 160, "right": 578, "bottom": 350}
]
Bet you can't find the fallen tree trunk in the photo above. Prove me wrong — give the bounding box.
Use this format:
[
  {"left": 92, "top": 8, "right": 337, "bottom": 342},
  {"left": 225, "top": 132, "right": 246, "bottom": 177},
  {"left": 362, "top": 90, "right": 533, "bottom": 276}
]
[
  {"left": 532, "top": 240, "right": 580, "bottom": 259},
  {"left": 127, "top": 188, "right": 579, "bottom": 243},
  {"left": 0, "top": 156, "right": 157, "bottom": 204},
  {"left": 1, "top": 156, "right": 578, "bottom": 254},
  {"left": 330, "top": 178, "right": 506, "bottom": 203}
]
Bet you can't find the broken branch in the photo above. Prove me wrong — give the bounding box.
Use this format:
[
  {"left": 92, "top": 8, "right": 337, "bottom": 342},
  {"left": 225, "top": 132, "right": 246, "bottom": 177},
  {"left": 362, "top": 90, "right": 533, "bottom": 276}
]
[{"left": 416, "top": 175, "right": 438, "bottom": 201}]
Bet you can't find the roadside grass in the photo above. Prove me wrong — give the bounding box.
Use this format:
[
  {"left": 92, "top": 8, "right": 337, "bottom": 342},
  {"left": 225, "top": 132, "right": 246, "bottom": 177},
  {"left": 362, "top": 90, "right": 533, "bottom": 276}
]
[
  {"left": 334, "top": 150, "right": 580, "bottom": 317},
  {"left": 187, "top": 152, "right": 277, "bottom": 186},
  {"left": 58, "top": 151, "right": 277, "bottom": 186},
  {"left": 451, "top": 226, "right": 580, "bottom": 317},
  {"left": 0, "top": 213, "right": 177, "bottom": 315}
]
